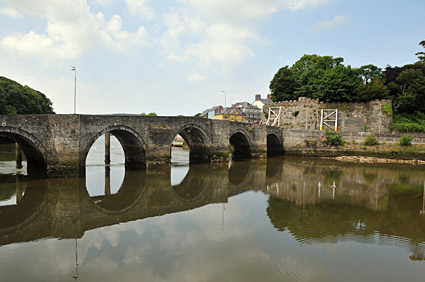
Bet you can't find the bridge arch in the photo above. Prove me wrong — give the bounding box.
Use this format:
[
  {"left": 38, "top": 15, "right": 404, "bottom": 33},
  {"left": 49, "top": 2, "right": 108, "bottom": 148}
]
[
  {"left": 83, "top": 125, "right": 147, "bottom": 169},
  {"left": 172, "top": 123, "right": 212, "bottom": 164},
  {"left": 267, "top": 133, "right": 283, "bottom": 156},
  {"left": 0, "top": 126, "right": 48, "bottom": 177},
  {"left": 229, "top": 130, "right": 252, "bottom": 160}
]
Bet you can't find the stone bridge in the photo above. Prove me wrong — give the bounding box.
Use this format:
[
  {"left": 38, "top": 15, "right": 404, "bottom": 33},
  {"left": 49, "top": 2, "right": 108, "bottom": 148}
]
[{"left": 0, "top": 114, "right": 284, "bottom": 177}]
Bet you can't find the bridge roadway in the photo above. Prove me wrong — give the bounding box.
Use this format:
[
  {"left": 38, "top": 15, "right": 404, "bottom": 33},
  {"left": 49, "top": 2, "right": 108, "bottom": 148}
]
[{"left": 0, "top": 114, "right": 283, "bottom": 177}]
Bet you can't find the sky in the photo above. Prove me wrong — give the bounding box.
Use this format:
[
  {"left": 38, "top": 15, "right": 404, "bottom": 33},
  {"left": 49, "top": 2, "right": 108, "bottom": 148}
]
[{"left": 0, "top": 0, "right": 424, "bottom": 116}]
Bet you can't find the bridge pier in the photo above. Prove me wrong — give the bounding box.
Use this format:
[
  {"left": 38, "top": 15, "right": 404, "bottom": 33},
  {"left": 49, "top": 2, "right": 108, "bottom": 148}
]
[{"left": 15, "top": 143, "right": 23, "bottom": 169}]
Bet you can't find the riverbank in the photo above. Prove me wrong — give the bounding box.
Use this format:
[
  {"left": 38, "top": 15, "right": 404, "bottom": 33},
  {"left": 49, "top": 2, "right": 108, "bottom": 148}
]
[{"left": 284, "top": 143, "right": 425, "bottom": 165}]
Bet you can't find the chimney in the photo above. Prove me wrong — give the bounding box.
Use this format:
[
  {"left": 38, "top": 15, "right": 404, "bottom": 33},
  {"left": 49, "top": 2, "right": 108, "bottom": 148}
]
[
  {"left": 267, "top": 94, "right": 271, "bottom": 99},
  {"left": 255, "top": 94, "right": 261, "bottom": 101}
]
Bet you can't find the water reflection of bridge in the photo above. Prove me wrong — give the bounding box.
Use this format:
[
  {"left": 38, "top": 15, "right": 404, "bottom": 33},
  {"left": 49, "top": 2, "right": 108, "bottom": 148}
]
[{"left": 1, "top": 159, "right": 425, "bottom": 260}]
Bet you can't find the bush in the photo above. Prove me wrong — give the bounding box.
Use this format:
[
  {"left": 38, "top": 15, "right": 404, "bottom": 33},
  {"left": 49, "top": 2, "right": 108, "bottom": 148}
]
[
  {"left": 399, "top": 135, "right": 414, "bottom": 146},
  {"left": 391, "top": 112, "right": 425, "bottom": 133},
  {"left": 364, "top": 134, "right": 379, "bottom": 146},
  {"left": 325, "top": 129, "right": 343, "bottom": 146}
]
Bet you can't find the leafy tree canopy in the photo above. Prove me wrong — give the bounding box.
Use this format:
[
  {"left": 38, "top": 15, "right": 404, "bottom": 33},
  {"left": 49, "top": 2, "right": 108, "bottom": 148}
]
[
  {"left": 270, "top": 54, "right": 384, "bottom": 104},
  {"left": 270, "top": 41, "right": 425, "bottom": 117},
  {"left": 0, "top": 76, "right": 54, "bottom": 115}
]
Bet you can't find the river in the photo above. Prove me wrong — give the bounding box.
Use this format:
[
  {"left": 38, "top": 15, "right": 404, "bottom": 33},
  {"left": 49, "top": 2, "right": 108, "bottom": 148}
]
[{"left": 0, "top": 138, "right": 425, "bottom": 282}]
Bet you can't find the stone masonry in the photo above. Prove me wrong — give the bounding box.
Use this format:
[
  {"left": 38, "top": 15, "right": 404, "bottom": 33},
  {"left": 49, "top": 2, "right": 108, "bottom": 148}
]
[
  {"left": 264, "top": 97, "right": 392, "bottom": 133},
  {"left": 0, "top": 114, "right": 283, "bottom": 177}
]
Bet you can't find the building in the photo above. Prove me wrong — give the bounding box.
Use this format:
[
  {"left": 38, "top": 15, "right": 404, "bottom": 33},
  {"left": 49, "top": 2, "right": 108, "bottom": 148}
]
[
  {"left": 215, "top": 107, "right": 246, "bottom": 122},
  {"left": 252, "top": 94, "right": 272, "bottom": 111},
  {"left": 200, "top": 105, "right": 246, "bottom": 122},
  {"left": 232, "top": 102, "right": 262, "bottom": 124},
  {"left": 199, "top": 105, "right": 224, "bottom": 119}
]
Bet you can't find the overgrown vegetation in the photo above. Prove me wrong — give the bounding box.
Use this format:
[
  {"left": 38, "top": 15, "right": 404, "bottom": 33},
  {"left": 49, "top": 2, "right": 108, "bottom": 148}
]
[
  {"left": 0, "top": 76, "right": 54, "bottom": 114},
  {"left": 391, "top": 112, "right": 425, "bottom": 132},
  {"left": 399, "top": 135, "right": 414, "bottom": 146},
  {"left": 363, "top": 134, "right": 379, "bottom": 146},
  {"left": 141, "top": 112, "right": 157, "bottom": 116},
  {"left": 324, "top": 129, "right": 343, "bottom": 146}
]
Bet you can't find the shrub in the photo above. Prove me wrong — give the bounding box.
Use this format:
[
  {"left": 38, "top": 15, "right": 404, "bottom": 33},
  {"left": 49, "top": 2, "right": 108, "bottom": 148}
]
[
  {"left": 325, "top": 129, "right": 343, "bottom": 146},
  {"left": 399, "top": 135, "right": 414, "bottom": 146},
  {"left": 390, "top": 112, "right": 425, "bottom": 133},
  {"left": 363, "top": 134, "right": 379, "bottom": 146}
]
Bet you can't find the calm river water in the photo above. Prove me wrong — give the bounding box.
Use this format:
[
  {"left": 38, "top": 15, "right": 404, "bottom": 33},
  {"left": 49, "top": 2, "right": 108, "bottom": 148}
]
[{"left": 0, "top": 138, "right": 425, "bottom": 282}]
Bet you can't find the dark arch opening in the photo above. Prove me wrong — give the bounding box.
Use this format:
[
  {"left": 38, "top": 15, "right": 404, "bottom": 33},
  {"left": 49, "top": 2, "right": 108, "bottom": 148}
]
[
  {"left": 172, "top": 126, "right": 210, "bottom": 164},
  {"left": 110, "top": 129, "right": 146, "bottom": 169},
  {"left": 230, "top": 132, "right": 251, "bottom": 160},
  {"left": 267, "top": 134, "right": 283, "bottom": 157},
  {"left": 0, "top": 134, "right": 46, "bottom": 177},
  {"left": 85, "top": 128, "right": 146, "bottom": 171}
]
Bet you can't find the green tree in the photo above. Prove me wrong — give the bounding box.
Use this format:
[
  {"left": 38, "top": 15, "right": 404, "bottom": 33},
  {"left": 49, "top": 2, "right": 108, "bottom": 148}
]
[
  {"left": 0, "top": 76, "right": 54, "bottom": 114},
  {"left": 269, "top": 66, "right": 298, "bottom": 102},
  {"left": 415, "top": 40, "right": 425, "bottom": 63},
  {"left": 396, "top": 69, "right": 425, "bottom": 113},
  {"left": 316, "top": 65, "right": 361, "bottom": 102}
]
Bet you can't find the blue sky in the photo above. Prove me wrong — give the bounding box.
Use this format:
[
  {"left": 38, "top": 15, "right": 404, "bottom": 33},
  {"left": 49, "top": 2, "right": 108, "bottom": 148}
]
[{"left": 0, "top": 0, "right": 424, "bottom": 115}]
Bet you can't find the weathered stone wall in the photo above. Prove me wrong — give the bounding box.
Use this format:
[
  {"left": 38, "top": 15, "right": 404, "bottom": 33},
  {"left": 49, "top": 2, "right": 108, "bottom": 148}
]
[
  {"left": 0, "top": 114, "right": 284, "bottom": 177},
  {"left": 264, "top": 97, "right": 392, "bottom": 133}
]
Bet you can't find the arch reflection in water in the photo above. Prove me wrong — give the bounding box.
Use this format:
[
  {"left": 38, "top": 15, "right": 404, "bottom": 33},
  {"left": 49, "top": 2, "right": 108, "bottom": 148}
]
[{"left": 0, "top": 165, "right": 229, "bottom": 247}]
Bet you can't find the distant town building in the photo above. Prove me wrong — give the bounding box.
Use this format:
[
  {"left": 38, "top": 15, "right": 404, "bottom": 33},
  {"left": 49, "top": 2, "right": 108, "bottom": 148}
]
[
  {"left": 232, "top": 102, "right": 261, "bottom": 124},
  {"left": 200, "top": 105, "right": 246, "bottom": 122},
  {"left": 200, "top": 105, "right": 224, "bottom": 119},
  {"left": 215, "top": 107, "right": 246, "bottom": 122},
  {"left": 252, "top": 94, "right": 272, "bottom": 111}
]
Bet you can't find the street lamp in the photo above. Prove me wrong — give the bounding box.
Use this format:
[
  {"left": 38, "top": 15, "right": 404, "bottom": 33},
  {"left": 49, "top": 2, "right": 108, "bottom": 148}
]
[
  {"left": 71, "top": 66, "right": 77, "bottom": 114},
  {"left": 221, "top": 90, "right": 226, "bottom": 108}
]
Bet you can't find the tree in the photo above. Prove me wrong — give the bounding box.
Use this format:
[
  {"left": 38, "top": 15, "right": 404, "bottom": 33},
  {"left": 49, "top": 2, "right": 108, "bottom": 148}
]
[
  {"left": 292, "top": 54, "right": 344, "bottom": 98},
  {"left": 357, "top": 64, "right": 383, "bottom": 84},
  {"left": 269, "top": 66, "right": 298, "bottom": 102},
  {"left": 0, "top": 76, "right": 54, "bottom": 114},
  {"left": 316, "top": 65, "right": 361, "bottom": 102},
  {"left": 415, "top": 40, "right": 425, "bottom": 63},
  {"left": 396, "top": 69, "right": 425, "bottom": 113}
]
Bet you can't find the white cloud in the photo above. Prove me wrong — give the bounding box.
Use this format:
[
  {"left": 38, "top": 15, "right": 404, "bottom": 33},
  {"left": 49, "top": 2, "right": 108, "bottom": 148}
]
[
  {"left": 0, "top": 0, "right": 149, "bottom": 62},
  {"left": 187, "top": 73, "right": 206, "bottom": 81},
  {"left": 125, "top": 0, "right": 154, "bottom": 20},
  {"left": 159, "top": 0, "right": 331, "bottom": 69},
  {"left": 0, "top": 7, "right": 23, "bottom": 19},
  {"left": 310, "top": 15, "right": 350, "bottom": 32}
]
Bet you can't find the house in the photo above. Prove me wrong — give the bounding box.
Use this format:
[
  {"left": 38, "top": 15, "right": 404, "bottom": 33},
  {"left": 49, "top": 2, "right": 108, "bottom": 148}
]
[
  {"left": 200, "top": 105, "right": 224, "bottom": 119},
  {"left": 200, "top": 105, "right": 246, "bottom": 122},
  {"left": 232, "top": 102, "right": 261, "bottom": 124},
  {"left": 215, "top": 107, "right": 246, "bottom": 122},
  {"left": 252, "top": 94, "right": 272, "bottom": 111}
]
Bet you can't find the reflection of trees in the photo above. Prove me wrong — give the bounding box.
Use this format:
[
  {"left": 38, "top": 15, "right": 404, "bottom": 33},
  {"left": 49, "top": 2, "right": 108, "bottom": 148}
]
[{"left": 267, "top": 192, "right": 425, "bottom": 260}]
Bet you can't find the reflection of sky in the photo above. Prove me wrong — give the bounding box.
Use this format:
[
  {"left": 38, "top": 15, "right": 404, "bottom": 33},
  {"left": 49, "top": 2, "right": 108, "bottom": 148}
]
[
  {"left": 2, "top": 144, "right": 425, "bottom": 281},
  {"left": 1, "top": 190, "right": 425, "bottom": 282}
]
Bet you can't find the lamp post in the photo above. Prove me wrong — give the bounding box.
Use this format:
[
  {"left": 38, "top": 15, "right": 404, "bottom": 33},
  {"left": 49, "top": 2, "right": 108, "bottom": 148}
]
[
  {"left": 71, "top": 66, "right": 77, "bottom": 114},
  {"left": 221, "top": 90, "right": 226, "bottom": 108}
]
